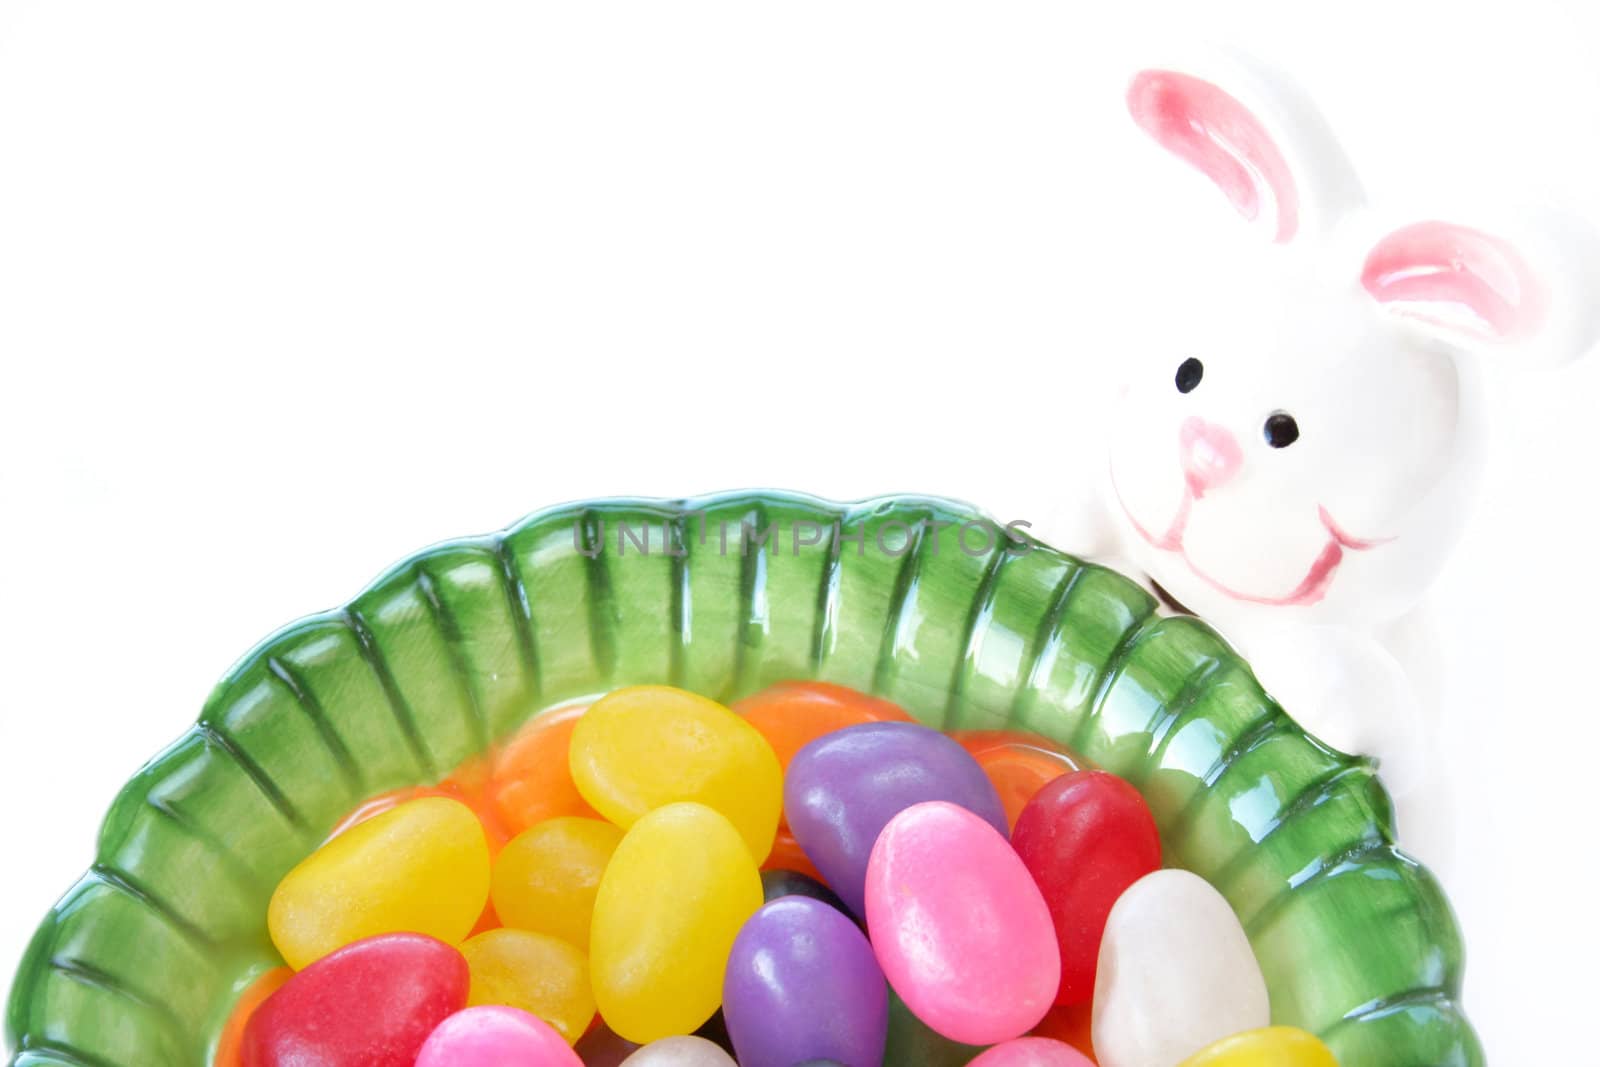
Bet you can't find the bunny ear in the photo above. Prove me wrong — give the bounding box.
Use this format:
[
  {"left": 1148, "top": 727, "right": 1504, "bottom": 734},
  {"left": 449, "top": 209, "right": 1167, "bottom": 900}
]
[
  {"left": 1125, "top": 51, "right": 1363, "bottom": 243},
  {"left": 1361, "top": 222, "right": 1545, "bottom": 339},
  {"left": 1127, "top": 70, "right": 1300, "bottom": 242},
  {"left": 1361, "top": 215, "right": 1600, "bottom": 364}
]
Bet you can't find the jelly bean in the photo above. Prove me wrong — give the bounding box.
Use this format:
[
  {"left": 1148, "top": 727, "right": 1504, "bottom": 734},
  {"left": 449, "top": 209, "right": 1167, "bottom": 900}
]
[
  {"left": 739, "top": 684, "right": 912, "bottom": 880},
  {"left": 969, "top": 1037, "right": 1096, "bottom": 1066},
  {"left": 785, "top": 721, "right": 1006, "bottom": 916},
  {"left": 865, "top": 801, "right": 1057, "bottom": 1045},
  {"left": 466, "top": 898, "right": 502, "bottom": 938},
  {"left": 571, "top": 686, "right": 782, "bottom": 861},
  {"left": 491, "top": 816, "right": 622, "bottom": 949},
  {"left": 724, "top": 897, "right": 888, "bottom": 1067},
  {"left": 762, "top": 826, "right": 825, "bottom": 882},
  {"left": 590, "top": 802, "right": 763, "bottom": 1043},
  {"left": 215, "top": 968, "right": 291, "bottom": 1067},
  {"left": 328, "top": 781, "right": 507, "bottom": 938},
  {"left": 1010, "top": 770, "right": 1161, "bottom": 1005},
  {"left": 488, "top": 702, "right": 602, "bottom": 834},
  {"left": 241, "top": 933, "right": 468, "bottom": 1067},
  {"left": 760, "top": 867, "right": 851, "bottom": 916},
  {"left": 573, "top": 1023, "right": 641, "bottom": 1067},
  {"left": 268, "top": 796, "right": 491, "bottom": 969},
  {"left": 1176, "top": 1027, "right": 1338, "bottom": 1067},
  {"left": 434, "top": 753, "right": 516, "bottom": 851},
  {"left": 734, "top": 680, "right": 914, "bottom": 775},
  {"left": 620, "top": 1035, "right": 738, "bottom": 1065},
  {"left": 1030, "top": 1003, "right": 1096, "bottom": 1063},
  {"left": 329, "top": 781, "right": 510, "bottom": 854},
  {"left": 459, "top": 928, "right": 594, "bottom": 1044},
  {"left": 622, "top": 967, "right": 736, "bottom": 1054},
  {"left": 415, "top": 1005, "right": 582, "bottom": 1067},
  {"left": 883, "top": 989, "right": 985, "bottom": 1067},
  {"left": 953, "top": 730, "right": 1085, "bottom": 830},
  {"left": 1092, "top": 870, "right": 1269, "bottom": 1067}
]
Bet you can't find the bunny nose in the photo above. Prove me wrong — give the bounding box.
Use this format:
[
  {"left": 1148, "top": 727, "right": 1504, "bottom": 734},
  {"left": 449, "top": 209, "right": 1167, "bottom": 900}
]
[{"left": 1178, "top": 416, "right": 1243, "bottom": 495}]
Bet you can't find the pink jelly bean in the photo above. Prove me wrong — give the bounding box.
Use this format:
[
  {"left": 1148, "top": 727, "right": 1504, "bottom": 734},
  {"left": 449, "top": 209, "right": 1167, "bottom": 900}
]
[
  {"left": 864, "top": 801, "right": 1059, "bottom": 1045},
  {"left": 967, "top": 1037, "right": 1096, "bottom": 1066},
  {"left": 415, "top": 1006, "right": 583, "bottom": 1067}
]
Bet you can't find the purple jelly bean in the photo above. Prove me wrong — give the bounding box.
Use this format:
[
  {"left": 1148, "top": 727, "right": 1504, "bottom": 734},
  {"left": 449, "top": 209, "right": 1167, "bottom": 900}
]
[
  {"left": 722, "top": 897, "right": 888, "bottom": 1067},
  {"left": 783, "top": 721, "right": 1007, "bottom": 916}
]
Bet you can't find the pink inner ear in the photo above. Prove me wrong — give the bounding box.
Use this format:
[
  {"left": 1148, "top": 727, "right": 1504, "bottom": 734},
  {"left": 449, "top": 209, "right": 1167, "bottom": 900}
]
[
  {"left": 1361, "top": 221, "right": 1547, "bottom": 340},
  {"left": 1127, "top": 69, "right": 1300, "bottom": 242}
]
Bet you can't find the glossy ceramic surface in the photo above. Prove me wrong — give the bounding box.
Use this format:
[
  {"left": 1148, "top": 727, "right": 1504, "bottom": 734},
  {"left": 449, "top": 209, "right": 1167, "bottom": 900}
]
[
  {"left": 1112, "top": 50, "right": 1600, "bottom": 631},
  {"left": 5, "top": 492, "right": 1481, "bottom": 1066},
  {"left": 1096, "top": 50, "right": 1600, "bottom": 833}
]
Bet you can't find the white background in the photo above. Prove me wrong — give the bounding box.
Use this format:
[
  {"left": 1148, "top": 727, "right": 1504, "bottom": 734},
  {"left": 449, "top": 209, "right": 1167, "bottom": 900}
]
[{"left": 3, "top": 3, "right": 1597, "bottom": 1063}]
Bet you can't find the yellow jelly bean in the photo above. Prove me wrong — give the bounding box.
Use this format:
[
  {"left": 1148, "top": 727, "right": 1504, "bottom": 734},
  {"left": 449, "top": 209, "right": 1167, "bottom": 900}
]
[
  {"left": 460, "top": 928, "right": 595, "bottom": 1044},
  {"left": 570, "top": 685, "right": 782, "bottom": 862},
  {"left": 267, "top": 796, "right": 490, "bottom": 970},
  {"left": 1178, "top": 1026, "right": 1340, "bottom": 1066},
  {"left": 590, "top": 802, "right": 763, "bottom": 1043},
  {"left": 491, "top": 816, "right": 622, "bottom": 950}
]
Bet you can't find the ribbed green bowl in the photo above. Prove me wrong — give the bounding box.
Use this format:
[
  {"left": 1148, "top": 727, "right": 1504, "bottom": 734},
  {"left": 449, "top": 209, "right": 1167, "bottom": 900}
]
[{"left": 5, "top": 492, "right": 1481, "bottom": 1066}]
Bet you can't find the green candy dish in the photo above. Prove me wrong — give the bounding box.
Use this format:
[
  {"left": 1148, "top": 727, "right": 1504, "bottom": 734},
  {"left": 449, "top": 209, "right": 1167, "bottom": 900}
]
[{"left": 5, "top": 491, "right": 1481, "bottom": 1066}]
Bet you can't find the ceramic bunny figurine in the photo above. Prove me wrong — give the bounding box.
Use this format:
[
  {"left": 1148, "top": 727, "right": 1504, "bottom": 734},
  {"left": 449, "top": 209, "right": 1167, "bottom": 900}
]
[{"left": 1074, "top": 48, "right": 1600, "bottom": 859}]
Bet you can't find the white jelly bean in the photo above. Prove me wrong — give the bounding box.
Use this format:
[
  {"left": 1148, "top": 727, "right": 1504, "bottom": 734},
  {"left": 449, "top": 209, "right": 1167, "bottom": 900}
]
[
  {"left": 1091, "top": 869, "right": 1270, "bottom": 1067},
  {"left": 619, "top": 1035, "right": 738, "bottom": 1066}
]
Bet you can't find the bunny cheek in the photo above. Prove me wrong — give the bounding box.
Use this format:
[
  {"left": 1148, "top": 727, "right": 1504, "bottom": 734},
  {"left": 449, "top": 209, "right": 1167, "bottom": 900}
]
[
  {"left": 1114, "top": 478, "right": 1190, "bottom": 551},
  {"left": 1106, "top": 418, "right": 1192, "bottom": 550},
  {"left": 1111, "top": 467, "right": 1390, "bottom": 609},
  {"left": 1179, "top": 505, "right": 1349, "bottom": 607}
]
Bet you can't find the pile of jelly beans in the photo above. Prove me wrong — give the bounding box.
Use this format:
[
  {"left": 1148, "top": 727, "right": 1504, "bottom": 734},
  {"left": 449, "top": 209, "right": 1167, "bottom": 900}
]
[{"left": 232, "top": 682, "right": 1340, "bottom": 1067}]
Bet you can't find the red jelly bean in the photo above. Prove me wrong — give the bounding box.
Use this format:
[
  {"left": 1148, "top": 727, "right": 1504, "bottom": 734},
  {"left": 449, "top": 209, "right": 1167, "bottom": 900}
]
[
  {"left": 1030, "top": 1001, "right": 1097, "bottom": 1063},
  {"left": 1009, "top": 770, "right": 1161, "bottom": 1006},
  {"left": 242, "top": 933, "right": 469, "bottom": 1067}
]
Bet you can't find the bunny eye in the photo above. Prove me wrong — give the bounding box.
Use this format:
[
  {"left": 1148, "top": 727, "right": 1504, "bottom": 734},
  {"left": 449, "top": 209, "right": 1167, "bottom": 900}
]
[
  {"left": 1175, "top": 357, "right": 1204, "bottom": 394},
  {"left": 1264, "top": 411, "right": 1300, "bottom": 448}
]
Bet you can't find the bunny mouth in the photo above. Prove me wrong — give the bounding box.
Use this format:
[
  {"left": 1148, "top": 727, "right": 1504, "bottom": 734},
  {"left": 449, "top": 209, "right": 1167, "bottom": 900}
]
[{"left": 1112, "top": 477, "right": 1393, "bottom": 607}]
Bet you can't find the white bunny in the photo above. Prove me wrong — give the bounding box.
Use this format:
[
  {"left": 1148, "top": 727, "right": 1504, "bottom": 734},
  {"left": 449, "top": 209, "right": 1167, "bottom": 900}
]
[{"left": 1062, "top": 48, "right": 1600, "bottom": 865}]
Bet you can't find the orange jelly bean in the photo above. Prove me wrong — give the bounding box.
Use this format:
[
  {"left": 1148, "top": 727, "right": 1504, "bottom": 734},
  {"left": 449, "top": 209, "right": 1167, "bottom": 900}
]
[
  {"left": 736, "top": 679, "right": 915, "bottom": 856},
  {"left": 734, "top": 682, "right": 915, "bottom": 774},
  {"left": 761, "top": 827, "right": 825, "bottom": 882},
  {"left": 214, "top": 967, "right": 292, "bottom": 1067},
  {"left": 737, "top": 682, "right": 913, "bottom": 880},
  {"left": 954, "top": 731, "right": 1086, "bottom": 830},
  {"left": 328, "top": 764, "right": 511, "bottom": 856},
  {"left": 487, "top": 703, "right": 601, "bottom": 835}
]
